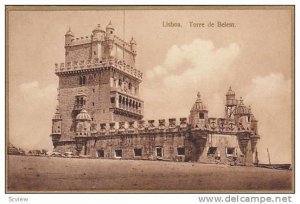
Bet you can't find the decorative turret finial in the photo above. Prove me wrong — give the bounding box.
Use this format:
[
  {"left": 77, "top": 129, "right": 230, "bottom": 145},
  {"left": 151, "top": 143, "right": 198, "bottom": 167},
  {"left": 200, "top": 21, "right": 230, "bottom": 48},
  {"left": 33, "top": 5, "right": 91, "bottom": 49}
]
[
  {"left": 197, "top": 91, "right": 201, "bottom": 99},
  {"left": 226, "top": 86, "right": 235, "bottom": 96},
  {"left": 130, "top": 36, "right": 137, "bottom": 44},
  {"left": 239, "top": 97, "right": 244, "bottom": 105}
]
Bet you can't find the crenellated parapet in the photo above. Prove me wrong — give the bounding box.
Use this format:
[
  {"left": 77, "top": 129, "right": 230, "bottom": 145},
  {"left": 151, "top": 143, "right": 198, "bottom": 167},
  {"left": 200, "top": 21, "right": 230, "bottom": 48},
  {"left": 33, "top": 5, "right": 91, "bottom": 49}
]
[
  {"left": 70, "top": 36, "right": 92, "bottom": 46},
  {"left": 113, "top": 36, "right": 133, "bottom": 53},
  {"left": 55, "top": 57, "right": 143, "bottom": 80},
  {"left": 73, "top": 116, "right": 259, "bottom": 138},
  {"left": 76, "top": 118, "right": 188, "bottom": 137}
]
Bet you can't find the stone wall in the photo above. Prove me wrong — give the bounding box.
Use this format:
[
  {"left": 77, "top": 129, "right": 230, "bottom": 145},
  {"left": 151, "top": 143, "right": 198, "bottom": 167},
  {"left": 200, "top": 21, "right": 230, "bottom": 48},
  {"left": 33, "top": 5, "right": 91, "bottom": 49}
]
[
  {"left": 58, "top": 69, "right": 144, "bottom": 141},
  {"left": 65, "top": 43, "right": 92, "bottom": 64},
  {"left": 85, "top": 131, "right": 190, "bottom": 161},
  {"left": 198, "top": 134, "right": 246, "bottom": 165},
  {"left": 58, "top": 71, "right": 111, "bottom": 140},
  {"left": 54, "top": 142, "right": 77, "bottom": 154}
]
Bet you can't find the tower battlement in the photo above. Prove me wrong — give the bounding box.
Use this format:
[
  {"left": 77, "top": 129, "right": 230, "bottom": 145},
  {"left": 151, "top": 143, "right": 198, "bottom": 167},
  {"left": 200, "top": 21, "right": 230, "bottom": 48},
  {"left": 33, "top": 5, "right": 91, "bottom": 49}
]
[
  {"left": 55, "top": 57, "right": 143, "bottom": 80},
  {"left": 70, "top": 36, "right": 92, "bottom": 46},
  {"left": 64, "top": 22, "right": 137, "bottom": 69}
]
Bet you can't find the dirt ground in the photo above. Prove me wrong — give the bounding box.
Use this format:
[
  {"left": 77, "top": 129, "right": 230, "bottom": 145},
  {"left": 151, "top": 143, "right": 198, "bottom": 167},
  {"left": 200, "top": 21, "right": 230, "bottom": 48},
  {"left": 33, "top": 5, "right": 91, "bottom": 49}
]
[{"left": 7, "top": 155, "right": 293, "bottom": 193}]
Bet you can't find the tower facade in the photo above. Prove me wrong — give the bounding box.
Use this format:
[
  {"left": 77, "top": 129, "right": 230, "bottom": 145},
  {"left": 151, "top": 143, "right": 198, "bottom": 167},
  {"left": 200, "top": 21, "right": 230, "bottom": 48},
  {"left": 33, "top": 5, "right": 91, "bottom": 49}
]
[{"left": 52, "top": 22, "right": 144, "bottom": 146}]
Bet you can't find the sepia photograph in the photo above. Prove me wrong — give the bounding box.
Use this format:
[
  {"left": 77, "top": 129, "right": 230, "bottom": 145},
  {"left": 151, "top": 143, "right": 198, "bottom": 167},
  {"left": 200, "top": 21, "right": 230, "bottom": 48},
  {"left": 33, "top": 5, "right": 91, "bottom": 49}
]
[{"left": 6, "top": 5, "right": 294, "bottom": 193}]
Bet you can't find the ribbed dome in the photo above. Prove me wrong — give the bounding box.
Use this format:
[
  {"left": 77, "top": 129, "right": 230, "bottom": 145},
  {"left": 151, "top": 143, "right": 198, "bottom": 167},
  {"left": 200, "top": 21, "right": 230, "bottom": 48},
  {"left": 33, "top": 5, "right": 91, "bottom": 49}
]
[
  {"left": 93, "top": 24, "right": 105, "bottom": 33},
  {"left": 234, "top": 98, "right": 250, "bottom": 115},
  {"left": 191, "top": 92, "right": 207, "bottom": 112},
  {"left": 76, "top": 109, "right": 91, "bottom": 121},
  {"left": 226, "top": 86, "right": 235, "bottom": 96},
  {"left": 65, "top": 27, "right": 74, "bottom": 36}
]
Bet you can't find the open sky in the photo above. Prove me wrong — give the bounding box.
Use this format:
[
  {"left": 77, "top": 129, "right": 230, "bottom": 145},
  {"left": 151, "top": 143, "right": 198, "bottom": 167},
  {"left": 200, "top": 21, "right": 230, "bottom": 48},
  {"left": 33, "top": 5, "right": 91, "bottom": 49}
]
[{"left": 8, "top": 7, "right": 293, "bottom": 163}]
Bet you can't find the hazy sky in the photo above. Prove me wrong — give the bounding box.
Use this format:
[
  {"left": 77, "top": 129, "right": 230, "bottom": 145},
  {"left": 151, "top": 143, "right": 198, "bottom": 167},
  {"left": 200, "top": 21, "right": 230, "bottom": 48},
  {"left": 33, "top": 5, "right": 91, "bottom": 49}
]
[{"left": 8, "top": 7, "right": 293, "bottom": 163}]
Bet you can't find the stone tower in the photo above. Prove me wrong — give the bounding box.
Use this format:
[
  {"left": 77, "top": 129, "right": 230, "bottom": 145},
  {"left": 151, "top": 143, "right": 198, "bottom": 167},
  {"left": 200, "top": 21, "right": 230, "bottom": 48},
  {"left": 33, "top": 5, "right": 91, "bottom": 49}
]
[{"left": 52, "top": 22, "right": 144, "bottom": 143}]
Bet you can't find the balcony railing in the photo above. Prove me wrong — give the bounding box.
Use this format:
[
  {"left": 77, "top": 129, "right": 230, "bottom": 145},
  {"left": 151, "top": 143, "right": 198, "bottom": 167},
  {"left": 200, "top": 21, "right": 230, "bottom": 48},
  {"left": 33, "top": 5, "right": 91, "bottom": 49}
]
[{"left": 111, "top": 103, "right": 143, "bottom": 115}]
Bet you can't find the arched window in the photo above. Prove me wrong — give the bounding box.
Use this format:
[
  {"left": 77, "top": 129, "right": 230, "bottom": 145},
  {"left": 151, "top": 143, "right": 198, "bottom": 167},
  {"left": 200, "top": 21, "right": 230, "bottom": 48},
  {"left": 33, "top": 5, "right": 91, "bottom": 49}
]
[
  {"left": 118, "top": 79, "right": 122, "bottom": 86},
  {"left": 119, "top": 95, "right": 122, "bottom": 103},
  {"left": 122, "top": 98, "right": 125, "bottom": 105},
  {"left": 199, "top": 112, "right": 205, "bottom": 119},
  {"left": 126, "top": 98, "right": 128, "bottom": 106},
  {"left": 110, "top": 97, "right": 115, "bottom": 104},
  {"left": 82, "top": 76, "right": 86, "bottom": 85},
  {"left": 129, "top": 99, "right": 132, "bottom": 107},
  {"left": 79, "top": 76, "right": 86, "bottom": 86},
  {"left": 79, "top": 76, "right": 82, "bottom": 85}
]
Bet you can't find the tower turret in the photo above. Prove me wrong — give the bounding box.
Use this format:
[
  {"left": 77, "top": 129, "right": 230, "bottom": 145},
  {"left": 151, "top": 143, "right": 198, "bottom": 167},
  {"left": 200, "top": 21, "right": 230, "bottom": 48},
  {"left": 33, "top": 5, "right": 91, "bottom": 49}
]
[
  {"left": 92, "top": 24, "right": 105, "bottom": 41},
  {"left": 65, "top": 27, "right": 74, "bottom": 46},
  {"left": 234, "top": 97, "right": 251, "bottom": 131},
  {"left": 226, "top": 86, "right": 237, "bottom": 106},
  {"left": 225, "top": 86, "right": 238, "bottom": 119},
  {"left": 75, "top": 109, "right": 91, "bottom": 137},
  {"left": 189, "top": 92, "right": 208, "bottom": 128},
  {"left": 106, "top": 20, "right": 115, "bottom": 40},
  {"left": 51, "top": 106, "right": 62, "bottom": 147}
]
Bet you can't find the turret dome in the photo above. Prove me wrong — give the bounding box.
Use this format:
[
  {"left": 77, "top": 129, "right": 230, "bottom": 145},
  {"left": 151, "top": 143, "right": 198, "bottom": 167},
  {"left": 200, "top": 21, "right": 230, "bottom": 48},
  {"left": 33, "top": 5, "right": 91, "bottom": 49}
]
[
  {"left": 93, "top": 24, "right": 105, "bottom": 33},
  {"left": 76, "top": 109, "right": 91, "bottom": 121},
  {"left": 226, "top": 86, "right": 235, "bottom": 96},
  {"left": 191, "top": 92, "right": 207, "bottom": 112},
  {"left": 65, "top": 27, "right": 74, "bottom": 36},
  {"left": 234, "top": 97, "right": 251, "bottom": 115}
]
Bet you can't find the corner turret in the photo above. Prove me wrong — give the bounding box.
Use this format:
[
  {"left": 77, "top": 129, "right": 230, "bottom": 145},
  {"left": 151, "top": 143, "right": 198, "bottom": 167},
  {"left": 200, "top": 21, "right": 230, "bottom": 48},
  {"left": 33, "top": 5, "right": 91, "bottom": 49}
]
[
  {"left": 106, "top": 20, "right": 115, "bottom": 40},
  {"left": 51, "top": 106, "right": 62, "bottom": 147},
  {"left": 92, "top": 24, "right": 105, "bottom": 41},
  {"left": 189, "top": 92, "right": 208, "bottom": 128},
  {"left": 65, "top": 27, "right": 74, "bottom": 46}
]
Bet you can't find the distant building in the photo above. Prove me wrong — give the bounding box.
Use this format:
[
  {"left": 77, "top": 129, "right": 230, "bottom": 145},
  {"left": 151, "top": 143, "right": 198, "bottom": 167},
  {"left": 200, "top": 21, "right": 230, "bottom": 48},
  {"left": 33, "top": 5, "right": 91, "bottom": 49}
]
[
  {"left": 51, "top": 22, "right": 260, "bottom": 165},
  {"left": 8, "top": 143, "right": 25, "bottom": 155}
]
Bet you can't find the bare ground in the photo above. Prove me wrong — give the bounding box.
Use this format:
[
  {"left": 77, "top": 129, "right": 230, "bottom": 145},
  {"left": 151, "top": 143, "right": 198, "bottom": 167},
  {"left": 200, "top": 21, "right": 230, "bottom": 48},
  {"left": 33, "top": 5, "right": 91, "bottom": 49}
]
[{"left": 7, "top": 155, "right": 293, "bottom": 193}]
